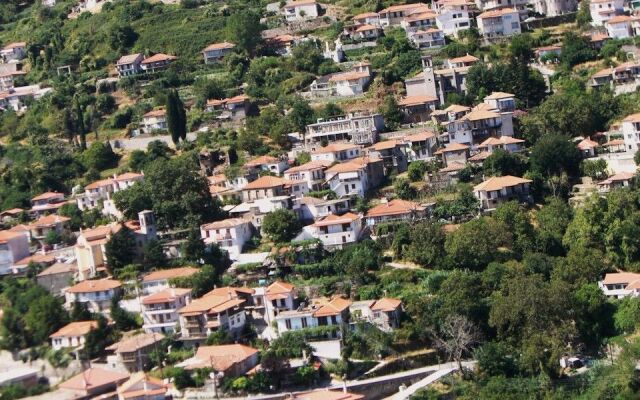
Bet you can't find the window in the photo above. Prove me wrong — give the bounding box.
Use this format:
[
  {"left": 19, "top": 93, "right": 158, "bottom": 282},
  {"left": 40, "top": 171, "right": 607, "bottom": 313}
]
[
  {"left": 511, "top": 22, "right": 519, "bottom": 29},
  {"left": 331, "top": 315, "right": 338, "bottom": 325},
  {"left": 302, "top": 318, "right": 308, "bottom": 328},
  {"left": 285, "top": 319, "right": 292, "bottom": 330}
]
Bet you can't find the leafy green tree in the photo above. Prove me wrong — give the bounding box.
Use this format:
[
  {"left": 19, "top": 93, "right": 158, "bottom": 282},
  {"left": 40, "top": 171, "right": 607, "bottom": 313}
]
[
  {"left": 115, "top": 154, "right": 222, "bottom": 229},
  {"left": 394, "top": 177, "right": 416, "bottom": 200},
  {"left": 166, "top": 90, "right": 187, "bottom": 144},
  {"left": 405, "top": 222, "right": 446, "bottom": 267},
  {"left": 493, "top": 201, "right": 536, "bottom": 257},
  {"left": 334, "top": 240, "right": 383, "bottom": 284},
  {"left": 529, "top": 134, "right": 582, "bottom": 179},
  {"left": 581, "top": 158, "right": 608, "bottom": 180},
  {"left": 483, "top": 149, "right": 527, "bottom": 177},
  {"left": 225, "top": 10, "right": 262, "bottom": 54},
  {"left": 560, "top": 32, "right": 596, "bottom": 68},
  {"left": 536, "top": 197, "right": 573, "bottom": 255},
  {"left": 143, "top": 239, "right": 168, "bottom": 268},
  {"left": 181, "top": 227, "right": 206, "bottom": 264},
  {"left": 75, "top": 97, "right": 87, "bottom": 150},
  {"left": 58, "top": 203, "right": 83, "bottom": 230},
  {"left": 81, "top": 141, "right": 118, "bottom": 171},
  {"left": 84, "top": 316, "right": 116, "bottom": 359},
  {"left": 445, "top": 218, "right": 511, "bottom": 270},
  {"left": 205, "top": 329, "right": 233, "bottom": 345},
  {"left": 70, "top": 301, "right": 93, "bottom": 322},
  {"left": 489, "top": 270, "right": 576, "bottom": 376},
  {"left": 379, "top": 96, "right": 403, "bottom": 130},
  {"left": 576, "top": 0, "right": 592, "bottom": 27},
  {"left": 476, "top": 341, "right": 519, "bottom": 378},
  {"left": 187, "top": 264, "right": 220, "bottom": 297},
  {"left": 105, "top": 225, "right": 137, "bottom": 273},
  {"left": 108, "top": 24, "right": 137, "bottom": 51},
  {"left": 408, "top": 161, "right": 428, "bottom": 182},
  {"left": 262, "top": 209, "right": 302, "bottom": 243},
  {"left": 572, "top": 283, "right": 616, "bottom": 348},
  {"left": 614, "top": 297, "right": 640, "bottom": 333},
  {"left": 110, "top": 295, "right": 141, "bottom": 331}
]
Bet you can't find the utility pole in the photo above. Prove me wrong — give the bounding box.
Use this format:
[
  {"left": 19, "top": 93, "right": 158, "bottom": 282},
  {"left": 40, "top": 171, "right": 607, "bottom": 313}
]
[{"left": 209, "top": 356, "right": 219, "bottom": 400}]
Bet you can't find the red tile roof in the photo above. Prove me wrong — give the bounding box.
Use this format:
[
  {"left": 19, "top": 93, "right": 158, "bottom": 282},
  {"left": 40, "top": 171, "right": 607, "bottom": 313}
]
[
  {"left": 50, "top": 321, "right": 97, "bottom": 338},
  {"left": 142, "top": 267, "right": 199, "bottom": 282},
  {"left": 66, "top": 279, "right": 122, "bottom": 293},
  {"left": 366, "top": 199, "right": 425, "bottom": 218},
  {"left": 60, "top": 368, "right": 129, "bottom": 392}
]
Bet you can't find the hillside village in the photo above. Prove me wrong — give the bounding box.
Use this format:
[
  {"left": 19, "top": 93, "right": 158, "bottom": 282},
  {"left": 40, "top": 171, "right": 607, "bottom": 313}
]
[{"left": 0, "top": 0, "right": 640, "bottom": 399}]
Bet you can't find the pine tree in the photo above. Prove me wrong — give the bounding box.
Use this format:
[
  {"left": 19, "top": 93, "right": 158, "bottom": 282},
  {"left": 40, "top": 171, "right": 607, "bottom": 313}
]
[
  {"left": 166, "top": 90, "right": 186, "bottom": 145},
  {"left": 75, "top": 97, "right": 87, "bottom": 150}
]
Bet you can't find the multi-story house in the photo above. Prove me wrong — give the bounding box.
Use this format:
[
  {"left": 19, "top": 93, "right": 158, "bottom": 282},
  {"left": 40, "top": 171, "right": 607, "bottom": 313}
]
[
  {"left": 141, "top": 288, "right": 192, "bottom": 334},
  {"left": 477, "top": 136, "right": 525, "bottom": 153},
  {"left": 299, "top": 196, "right": 351, "bottom": 220},
  {"left": 244, "top": 155, "right": 290, "bottom": 176},
  {"left": 310, "top": 63, "right": 372, "bottom": 98},
  {"left": 0, "top": 84, "right": 53, "bottom": 113},
  {"left": 283, "top": 0, "right": 320, "bottom": 21},
  {"left": 265, "top": 34, "right": 300, "bottom": 56},
  {"left": 621, "top": 112, "right": 640, "bottom": 151},
  {"left": 400, "top": 10, "right": 438, "bottom": 34},
  {"left": 530, "top": 0, "right": 578, "bottom": 17},
  {"left": 30, "top": 191, "right": 66, "bottom": 215},
  {"left": 366, "top": 140, "right": 409, "bottom": 173},
  {"left": 473, "top": 175, "right": 533, "bottom": 210},
  {"left": 398, "top": 95, "right": 439, "bottom": 123},
  {"left": 27, "top": 214, "right": 70, "bottom": 241},
  {"left": 404, "top": 131, "right": 438, "bottom": 161},
  {"left": 140, "top": 109, "right": 167, "bottom": 134},
  {"left": 76, "top": 172, "right": 144, "bottom": 217},
  {"left": 177, "top": 287, "right": 255, "bottom": 341},
  {"left": 310, "top": 143, "right": 363, "bottom": 162},
  {"left": 240, "top": 176, "right": 308, "bottom": 202},
  {"left": 325, "top": 157, "right": 385, "bottom": 198},
  {"left": 352, "top": 24, "right": 382, "bottom": 40},
  {"left": 64, "top": 279, "right": 123, "bottom": 314},
  {"left": 140, "top": 53, "right": 177, "bottom": 73},
  {"left": 445, "top": 103, "right": 515, "bottom": 146},
  {"left": 201, "top": 42, "right": 235, "bottom": 64},
  {"left": 349, "top": 298, "right": 402, "bottom": 331},
  {"left": 205, "top": 94, "right": 250, "bottom": 121},
  {"left": 141, "top": 267, "right": 199, "bottom": 295},
  {"left": 435, "top": 0, "right": 474, "bottom": 37},
  {"left": 598, "top": 272, "right": 640, "bottom": 298},
  {"left": 353, "top": 12, "right": 381, "bottom": 25},
  {"left": 589, "top": 0, "right": 624, "bottom": 26},
  {"left": 477, "top": 8, "right": 521, "bottom": 40},
  {"left": 106, "top": 333, "right": 165, "bottom": 372},
  {"left": 115, "top": 53, "right": 144, "bottom": 77},
  {"left": 605, "top": 15, "right": 637, "bottom": 39},
  {"left": 283, "top": 160, "right": 332, "bottom": 192},
  {"left": 253, "top": 281, "right": 297, "bottom": 323},
  {"left": 0, "top": 42, "right": 26, "bottom": 62},
  {"left": 410, "top": 28, "right": 446, "bottom": 49},
  {"left": 75, "top": 211, "right": 157, "bottom": 280},
  {"left": 177, "top": 344, "right": 259, "bottom": 377},
  {"left": 435, "top": 143, "right": 470, "bottom": 166},
  {"left": 228, "top": 196, "right": 300, "bottom": 230},
  {"left": 483, "top": 91, "right": 516, "bottom": 111},
  {"left": 275, "top": 296, "right": 352, "bottom": 337},
  {"left": 117, "top": 373, "right": 168, "bottom": 400},
  {"left": 200, "top": 218, "right": 253, "bottom": 258},
  {"left": 590, "top": 60, "right": 640, "bottom": 89},
  {"left": 305, "top": 113, "right": 385, "bottom": 148},
  {"left": 597, "top": 172, "right": 636, "bottom": 193},
  {"left": 365, "top": 199, "right": 427, "bottom": 227},
  {"left": 304, "top": 212, "right": 362, "bottom": 248},
  {"left": 378, "top": 3, "right": 430, "bottom": 26},
  {"left": 49, "top": 321, "right": 97, "bottom": 351},
  {"left": 0, "top": 70, "right": 26, "bottom": 91},
  {"left": 0, "top": 231, "right": 30, "bottom": 276},
  {"left": 405, "top": 56, "right": 474, "bottom": 105}
]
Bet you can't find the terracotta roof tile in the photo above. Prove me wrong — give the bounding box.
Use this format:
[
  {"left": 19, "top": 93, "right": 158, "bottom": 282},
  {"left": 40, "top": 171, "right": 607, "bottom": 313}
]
[
  {"left": 142, "top": 267, "right": 199, "bottom": 282},
  {"left": 50, "top": 321, "right": 97, "bottom": 338},
  {"left": 66, "top": 279, "right": 121, "bottom": 293},
  {"left": 60, "top": 368, "right": 129, "bottom": 391},
  {"left": 366, "top": 199, "right": 424, "bottom": 218},
  {"left": 473, "top": 175, "right": 532, "bottom": 191}
]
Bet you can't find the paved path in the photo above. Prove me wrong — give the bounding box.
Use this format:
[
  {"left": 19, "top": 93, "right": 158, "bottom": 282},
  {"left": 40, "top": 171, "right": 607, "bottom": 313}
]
[{"left": 384, "top": 368, "right": 456, "bottom": 400}]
